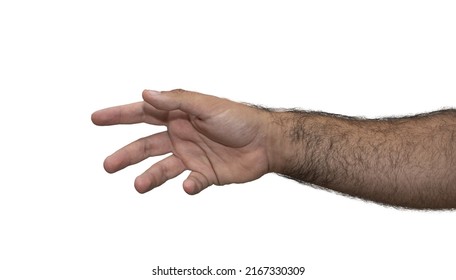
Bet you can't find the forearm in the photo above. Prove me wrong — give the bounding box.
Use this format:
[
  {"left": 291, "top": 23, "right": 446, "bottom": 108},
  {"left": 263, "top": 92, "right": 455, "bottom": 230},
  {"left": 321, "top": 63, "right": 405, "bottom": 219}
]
[{"left": 268, "top": 109, "right": 456, "bottom": 209}]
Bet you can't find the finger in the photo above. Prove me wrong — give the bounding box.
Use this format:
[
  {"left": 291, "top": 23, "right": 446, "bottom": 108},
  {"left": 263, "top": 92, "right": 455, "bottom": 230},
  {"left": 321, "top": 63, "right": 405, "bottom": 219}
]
[
  {"left": 142, "top": 89, "right": 224, "bottom": 119},
  {"left": 91, "top": 101, "right": 168, "bottom": 126},
  {"left": 134, "top": 155, "right": 187, "bottom": 193},
  {"left": 183, "top": 171, "right": 212, "bottom": 195},
  {"left": 103, "top": 131, "right": 172, "bottom": 173}
]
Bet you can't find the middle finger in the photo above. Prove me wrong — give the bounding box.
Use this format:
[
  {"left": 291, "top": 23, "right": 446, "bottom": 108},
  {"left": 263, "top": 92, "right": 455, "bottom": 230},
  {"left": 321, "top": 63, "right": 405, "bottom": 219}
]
[{"left": 104, "top": 131, "right": 172, "bottom": 173}]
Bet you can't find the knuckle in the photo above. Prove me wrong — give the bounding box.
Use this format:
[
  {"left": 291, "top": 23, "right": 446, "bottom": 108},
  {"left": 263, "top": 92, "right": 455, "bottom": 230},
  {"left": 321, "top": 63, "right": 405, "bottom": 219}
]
[{"left": 170, "top": 88, "right": 186, "bottom": 94}]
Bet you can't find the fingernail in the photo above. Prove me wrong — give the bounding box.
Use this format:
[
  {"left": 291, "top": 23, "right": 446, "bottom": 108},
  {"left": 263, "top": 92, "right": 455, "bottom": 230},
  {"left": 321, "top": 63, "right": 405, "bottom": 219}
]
[{"left": 147, "top": 90, "right": 161, "bottom": 96}]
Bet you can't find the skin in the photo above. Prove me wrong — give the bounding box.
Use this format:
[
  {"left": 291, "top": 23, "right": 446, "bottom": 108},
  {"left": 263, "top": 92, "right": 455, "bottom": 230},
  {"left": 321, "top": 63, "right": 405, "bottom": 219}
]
[{"left": 92, "top": 89, "right": 456, "bottom": 209}]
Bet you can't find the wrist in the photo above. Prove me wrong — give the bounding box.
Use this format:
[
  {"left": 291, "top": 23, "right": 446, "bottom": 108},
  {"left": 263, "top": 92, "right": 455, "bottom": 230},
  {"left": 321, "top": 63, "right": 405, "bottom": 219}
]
[{"left": 265, "top": 111, "right": 297, "bottom": 174}]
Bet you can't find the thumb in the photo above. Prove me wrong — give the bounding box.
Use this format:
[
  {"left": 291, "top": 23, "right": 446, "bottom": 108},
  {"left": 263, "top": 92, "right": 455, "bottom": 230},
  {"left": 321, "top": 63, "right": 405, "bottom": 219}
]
[
  {"left": 142, "top": 89, "right": 221, "bottom": 119},
  {"left": 183, "top": 171, "right": 212, "bottom": 195}
]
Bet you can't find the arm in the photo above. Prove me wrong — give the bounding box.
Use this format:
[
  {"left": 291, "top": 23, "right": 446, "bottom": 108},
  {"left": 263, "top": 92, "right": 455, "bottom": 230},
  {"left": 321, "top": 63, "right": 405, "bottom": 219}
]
[
  {"left": 92, "top": 89, "right": 456, "bottom": 209},
  {"left": 268, "top": 110, "right": 456, "bottom": 209}
]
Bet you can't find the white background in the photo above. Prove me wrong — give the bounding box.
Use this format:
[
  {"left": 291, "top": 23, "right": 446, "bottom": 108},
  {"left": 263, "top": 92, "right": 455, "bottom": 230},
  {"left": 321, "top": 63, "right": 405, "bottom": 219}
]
[{"left": 1, "top": 0, "right": 455, "bottom": 279}]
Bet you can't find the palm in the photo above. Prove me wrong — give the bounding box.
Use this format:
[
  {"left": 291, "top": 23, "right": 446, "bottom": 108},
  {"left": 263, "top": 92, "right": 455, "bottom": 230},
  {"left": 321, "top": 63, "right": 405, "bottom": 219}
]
[{"left": 166, "top": 108, "right": 268, "bottom": 188}]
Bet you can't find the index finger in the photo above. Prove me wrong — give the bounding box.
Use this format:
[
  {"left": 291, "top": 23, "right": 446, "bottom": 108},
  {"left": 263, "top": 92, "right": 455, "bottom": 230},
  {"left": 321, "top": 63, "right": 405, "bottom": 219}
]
[{"left": 91, "top": 101, "right": 168, "bottom": 126}]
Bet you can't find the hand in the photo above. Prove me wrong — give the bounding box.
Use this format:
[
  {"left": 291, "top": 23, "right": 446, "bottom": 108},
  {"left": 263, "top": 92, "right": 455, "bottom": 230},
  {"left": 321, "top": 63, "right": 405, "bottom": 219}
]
[{"left": 91, "top": 89, "right": 273, "bottom": 194}]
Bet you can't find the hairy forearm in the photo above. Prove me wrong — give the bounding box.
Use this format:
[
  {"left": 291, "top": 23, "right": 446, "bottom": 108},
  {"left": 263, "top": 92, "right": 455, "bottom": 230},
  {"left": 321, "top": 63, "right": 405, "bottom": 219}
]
[{"left": 268, "top": 109, "right": 456, "bottom": 209}]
